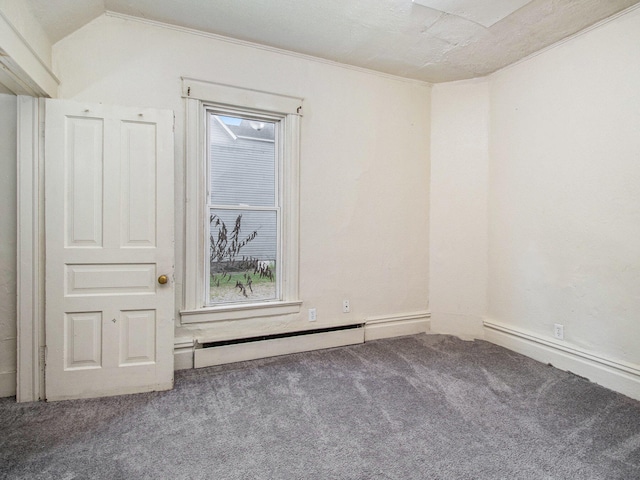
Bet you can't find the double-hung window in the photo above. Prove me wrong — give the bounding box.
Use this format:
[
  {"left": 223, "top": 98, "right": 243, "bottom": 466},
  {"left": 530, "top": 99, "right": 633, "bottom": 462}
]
[
  {"left": 207, "top": 110, "right": 279, "bottom": 304},
  {"left": 181, "top": 79, "right": 302, "bottom": 323}
]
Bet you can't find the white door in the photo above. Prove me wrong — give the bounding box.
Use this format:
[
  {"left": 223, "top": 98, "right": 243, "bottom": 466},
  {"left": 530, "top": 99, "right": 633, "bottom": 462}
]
[{"left": 44, "top": 99, "right": 175, "bottom": 401}]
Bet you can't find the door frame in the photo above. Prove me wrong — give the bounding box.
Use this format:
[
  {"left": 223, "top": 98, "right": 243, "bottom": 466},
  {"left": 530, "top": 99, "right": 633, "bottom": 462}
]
[{"left": 16, "top": 95, "right": 45, "bottom": 402}]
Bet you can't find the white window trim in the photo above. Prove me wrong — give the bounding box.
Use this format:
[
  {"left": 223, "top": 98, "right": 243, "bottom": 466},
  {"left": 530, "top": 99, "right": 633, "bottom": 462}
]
[{"left": 181, "top": 78, "right": 302, "bottom": 324}]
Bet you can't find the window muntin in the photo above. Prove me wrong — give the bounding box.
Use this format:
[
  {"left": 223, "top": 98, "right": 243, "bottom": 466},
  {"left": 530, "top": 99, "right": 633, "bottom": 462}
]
[{"left": 206, "top": 110, "right": 281, "bottom": 306}]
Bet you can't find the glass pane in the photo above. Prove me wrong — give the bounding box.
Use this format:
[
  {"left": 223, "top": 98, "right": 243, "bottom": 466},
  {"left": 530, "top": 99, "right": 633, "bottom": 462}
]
[
  {"left": 209, "top": 209, "right": 277, "bottom": 304},
  {"left": 209, "top": 114, "right": 276, "bottom": 207}
]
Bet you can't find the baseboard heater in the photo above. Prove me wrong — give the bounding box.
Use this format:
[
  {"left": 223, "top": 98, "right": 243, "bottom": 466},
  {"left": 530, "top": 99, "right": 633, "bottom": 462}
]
[{"left": 194, "top": 323, "right": 365, "bottom": 369}]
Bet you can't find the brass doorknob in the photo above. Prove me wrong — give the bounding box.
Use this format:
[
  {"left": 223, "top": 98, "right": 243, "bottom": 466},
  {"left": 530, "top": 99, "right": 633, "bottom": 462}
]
[{"left": 158, "top": 275, "right": 168, "bottom": 285}]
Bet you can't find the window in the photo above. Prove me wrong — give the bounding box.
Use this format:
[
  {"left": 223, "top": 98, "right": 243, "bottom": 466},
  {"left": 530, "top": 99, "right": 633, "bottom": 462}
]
[
  {"left": 181, "top": 79, "right": 302, "bottom": 323},
  {"left": 207, "top": 111, "right": 278, "bottom": 305}
]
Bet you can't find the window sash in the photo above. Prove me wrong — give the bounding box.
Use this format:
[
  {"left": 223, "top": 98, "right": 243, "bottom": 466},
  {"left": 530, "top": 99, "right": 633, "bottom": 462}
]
[
  {"left": 205, "top": 107, "right": 281, "bottom": 206},
  {"left": 206, "top": 207, "right": 282, "bottom": 305},
  {"left": 206, "top": 114, "right": 281, "bottom": 207}
]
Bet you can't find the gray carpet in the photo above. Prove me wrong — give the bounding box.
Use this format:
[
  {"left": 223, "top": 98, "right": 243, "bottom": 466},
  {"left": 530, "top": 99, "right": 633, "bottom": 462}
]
[{"left": 1, "top": 334, "right": 640, "bottom": 479}]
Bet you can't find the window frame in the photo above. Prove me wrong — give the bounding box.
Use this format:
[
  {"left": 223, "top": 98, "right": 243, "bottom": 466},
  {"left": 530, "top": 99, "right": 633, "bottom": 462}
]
[{"left": 180, "top": 78, "right": 302, "bottom": 324}]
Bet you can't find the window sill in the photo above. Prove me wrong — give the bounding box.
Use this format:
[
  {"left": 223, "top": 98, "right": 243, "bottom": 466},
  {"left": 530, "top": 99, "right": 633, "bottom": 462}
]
[{"left": 180, "top": 300, "right": 302, "bottom": 324}]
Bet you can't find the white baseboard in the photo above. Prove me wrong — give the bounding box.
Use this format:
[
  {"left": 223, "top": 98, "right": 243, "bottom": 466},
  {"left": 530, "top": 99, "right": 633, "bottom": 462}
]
[
  {"left": 174, "top": 338, "right": 195, "bottom": 371},
  {"left": 194, "top": 326, "right": 365, "bottom": 368},
  {"left": 0, "top": 371, "right": 17, "bottom": 398},
  {"left": 484, "top": 320, "right": 640, "bottom": 401},
  {"left": 364, "top": 311, "right": 430, "bottom": 341}
]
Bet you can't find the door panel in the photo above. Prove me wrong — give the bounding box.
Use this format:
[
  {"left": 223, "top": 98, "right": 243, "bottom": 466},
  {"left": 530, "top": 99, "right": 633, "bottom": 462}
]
[
  {"left": 65, "top": 263, "right": 157, "bottom": 295},
  {"left": 120, "top": 120, "right": 157, "bottom": 247},
  {"left": 45, "top": 99, "right": 174, "bottom": 401},
  {"left": 119, "top": 310, "right": 156, "bottom": 365},
  {"left": 64, "top": 312, "right": 102, "bottom": 369},
  {"left": 64, "top": 116, "right": 103, "bottom": 247}
]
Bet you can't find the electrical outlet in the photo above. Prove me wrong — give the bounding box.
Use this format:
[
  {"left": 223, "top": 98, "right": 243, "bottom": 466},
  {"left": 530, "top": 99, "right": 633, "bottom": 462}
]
[
  {"left": 308, "top": 308, "right": 317, "bottom": 322},
  {"left": 343, "top": 299, "right": 350, "bottom": 313},
  {"left": 553, "top": 323, "right": 564, "bottom": 340}
]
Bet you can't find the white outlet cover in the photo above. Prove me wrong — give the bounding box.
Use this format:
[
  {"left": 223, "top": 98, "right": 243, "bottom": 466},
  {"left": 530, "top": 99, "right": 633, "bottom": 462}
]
[
  {"left": 413, "top": 0, "right": 534, "bottom": 28},
  {"left": 553, "top": 324, "right": 564, "bottom": 340}
]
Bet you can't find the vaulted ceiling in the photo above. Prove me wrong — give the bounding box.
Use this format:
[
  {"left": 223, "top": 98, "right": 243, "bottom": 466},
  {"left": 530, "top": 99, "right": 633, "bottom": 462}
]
[{"left": 26, "top": 0, "right": 640, "bottom": 83}]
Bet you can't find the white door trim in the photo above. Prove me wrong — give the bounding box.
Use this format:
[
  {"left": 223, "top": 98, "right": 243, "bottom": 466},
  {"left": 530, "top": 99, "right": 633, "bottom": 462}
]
[
  {"left": 16, "top": 95, "right": 45, "bottom": 402},
  {"left": 0, "top": 11, "right": 59, "bottom": 97}
]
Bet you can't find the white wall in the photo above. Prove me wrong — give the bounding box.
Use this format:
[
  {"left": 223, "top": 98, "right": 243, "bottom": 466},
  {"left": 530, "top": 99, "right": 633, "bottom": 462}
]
[
  {"left": 487, "top": 7, "right": 640, "bottom": 367},
  {"left": 430, "top": 80, "right": 489, "bottom": 339},
  {"left": 52, "top": 15, "right": 431, "bottom": 343},
  {"left": 0, "top": 93, "right": 16, "bottom": 397}
]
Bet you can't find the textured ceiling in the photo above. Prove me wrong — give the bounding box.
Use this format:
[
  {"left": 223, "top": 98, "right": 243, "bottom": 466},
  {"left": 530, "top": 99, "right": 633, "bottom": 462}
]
[
  {"left": 26, "top": 0, "right": 640, "bottom": 83},
  {"left": 413, "top": 0, "right": 535, "bottom": 28}
]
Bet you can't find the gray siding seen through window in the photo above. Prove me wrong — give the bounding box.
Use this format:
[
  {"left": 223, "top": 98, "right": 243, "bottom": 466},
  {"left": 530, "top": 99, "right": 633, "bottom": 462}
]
[{"left": 209, "top": 115, "right": 277, "bottom": 262}]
